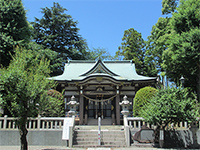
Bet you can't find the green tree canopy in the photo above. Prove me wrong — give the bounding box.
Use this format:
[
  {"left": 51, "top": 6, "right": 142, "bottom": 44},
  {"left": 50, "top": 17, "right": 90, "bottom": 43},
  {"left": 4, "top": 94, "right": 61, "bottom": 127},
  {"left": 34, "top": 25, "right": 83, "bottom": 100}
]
[
  {"left": 162, "top": 0, "right": 179, "bottom": 15},
  {"left": 145, "top": 17, "right": 171, "bottom": 73},
  {"left": 162, "top": 0, "right": 200, "bottom": 101},
  {"left": 116, "top": 28, "right": 145, "bottom": 74},
  {"left": 25, "top": 42, "right": 61, "bottom": 76},
  {"left": 0, "top": 48, "right": 57, "bottom": 150},
  {"left": 115, "top": 28, "right": 157, "bottom": 77},
  {"left": 140, "top": 87, "right": 198, "bottom": 143},
  {"left": 140, "top": 87, "right": 198, "bottom": 128},
  {"left": 145, "top": 17, "right": 172, "bottom": 85},
  {"left": 0, "top": 0, "right": 31, "bottom": 67},
  {"left": 42, "top": 89, "right": 65, "bottom": 117},
  {"left": 89, "top": 47, "right": 114, "bottom": 60},
  {"left": 133, "top": 86, "right": 157, "bottom": 116},
  {"left": 32, "top": 2, "right": 90, "bottom": 76}
]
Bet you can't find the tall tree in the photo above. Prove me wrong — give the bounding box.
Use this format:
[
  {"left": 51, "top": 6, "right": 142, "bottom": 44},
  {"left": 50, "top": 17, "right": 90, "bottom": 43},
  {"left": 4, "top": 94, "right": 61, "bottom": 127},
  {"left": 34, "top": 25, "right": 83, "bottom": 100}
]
[
  {"left": 162, "top": 0, "right": 200, "bottom": 101},
  {"left": 0, "top": 48, "right": 56, "bottom": 150},
  {"left": 145, "top": 17, "right": 171, "bottom": 84},
  {"left": 32, "top": 2, "right": 90, "bottom": 76},
  {"left": 162, "top": 0, "right": 179, "bottom": 15},
  {"left": 89, "top": 47, "right": 114, "bottom": 60},
  {"left": 145, "top": 0, "right": 179, "bottom": 87},
  {"left": 145, "top": 17, "right": 171, "bottom": 72},
  {"left": 116, "top": 28, "right": 157, "bottom": 76},
  {"left": 25, "top": 42, "right": 61, "bottom": 76},
  {"left": 0, "top": 0, "right": 31, "bottom": 67}
]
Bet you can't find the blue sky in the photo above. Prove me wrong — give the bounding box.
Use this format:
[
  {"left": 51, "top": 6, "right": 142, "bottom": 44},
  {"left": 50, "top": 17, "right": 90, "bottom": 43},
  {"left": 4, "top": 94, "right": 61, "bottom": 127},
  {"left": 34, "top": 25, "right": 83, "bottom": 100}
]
[{"left": 23, "top": 0, "right": 163, "bottom": 56}]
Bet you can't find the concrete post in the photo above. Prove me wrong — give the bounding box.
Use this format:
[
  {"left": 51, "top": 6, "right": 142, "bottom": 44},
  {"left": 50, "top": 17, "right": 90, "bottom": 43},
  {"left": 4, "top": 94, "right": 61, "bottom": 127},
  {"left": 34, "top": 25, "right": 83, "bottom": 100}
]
[
  {"left": 190, "top": 121, "right": 199, "bottom": 148},
  {"left": 159, "top": 130, "right": 164, "bottom": 148},
  {"left": 69, "top": 116, "right": 75, "bottom": 147},
  {"left": 124, "top": 116, "right": 130, "bottom": 147},
  {"left": 3, "top": 115, "right": 7, "bottom": 129},
  {"left": 37, "top": 115, "right": 41, "bottom": 129}
]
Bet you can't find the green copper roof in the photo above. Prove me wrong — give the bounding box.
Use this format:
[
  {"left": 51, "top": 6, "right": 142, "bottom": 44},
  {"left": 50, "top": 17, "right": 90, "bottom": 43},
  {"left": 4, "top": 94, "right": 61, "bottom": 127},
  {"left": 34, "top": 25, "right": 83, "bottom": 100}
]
[{"left": 50, "top": 60, "right": 156, "bottom": 82}]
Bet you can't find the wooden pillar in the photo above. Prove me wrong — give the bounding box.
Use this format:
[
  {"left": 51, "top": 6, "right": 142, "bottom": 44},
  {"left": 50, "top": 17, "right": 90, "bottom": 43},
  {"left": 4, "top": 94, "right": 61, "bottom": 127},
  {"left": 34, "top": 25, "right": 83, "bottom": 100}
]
[
  {"left": 116, "top": 95, "right": 120, "bottom": 125},
  {"left": 79, "top": 95, "right": 84, "bottom": 125}
]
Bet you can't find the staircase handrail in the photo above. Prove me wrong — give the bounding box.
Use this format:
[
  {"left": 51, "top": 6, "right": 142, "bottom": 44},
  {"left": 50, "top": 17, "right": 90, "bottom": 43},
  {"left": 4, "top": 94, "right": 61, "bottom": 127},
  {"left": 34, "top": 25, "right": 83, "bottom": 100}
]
[{"left": 98, "top": 117, "right": 101, "bottom": 145}]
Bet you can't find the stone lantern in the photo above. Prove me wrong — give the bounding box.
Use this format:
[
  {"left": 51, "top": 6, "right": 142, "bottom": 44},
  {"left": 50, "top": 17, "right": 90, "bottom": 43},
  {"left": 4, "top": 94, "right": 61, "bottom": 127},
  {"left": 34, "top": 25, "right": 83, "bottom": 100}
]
[
  {"left": 119, "top": 95, "right": 132, "bottom": 117},
  {"left": 180, "top": 75, "right": 185, "bottom": 88},
  {"left": 67, "top": 95, "right": 79, "bottom": 117}
]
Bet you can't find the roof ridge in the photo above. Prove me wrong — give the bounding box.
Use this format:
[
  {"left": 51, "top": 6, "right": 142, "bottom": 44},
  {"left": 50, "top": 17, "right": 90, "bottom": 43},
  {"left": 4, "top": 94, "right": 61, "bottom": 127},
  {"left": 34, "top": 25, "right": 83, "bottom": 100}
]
[
  {"left": 68, "top": 60, "right": 96, "bottom": 63},
  {"left": 103, "top": 60, "right": 132, "bottom": 63},
  {"left": 67, "top": 60, "right": 133, "bottom": 63}
]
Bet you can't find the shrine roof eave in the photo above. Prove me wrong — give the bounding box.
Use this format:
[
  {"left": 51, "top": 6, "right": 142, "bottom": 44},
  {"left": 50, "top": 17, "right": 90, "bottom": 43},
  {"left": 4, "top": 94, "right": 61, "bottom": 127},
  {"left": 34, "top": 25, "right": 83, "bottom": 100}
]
[
  {"left": 49, "top": 73, "right": 157, "bottom": 83},
  {"left": 48, "top": 59, "right": 157, "bottom": 83}
]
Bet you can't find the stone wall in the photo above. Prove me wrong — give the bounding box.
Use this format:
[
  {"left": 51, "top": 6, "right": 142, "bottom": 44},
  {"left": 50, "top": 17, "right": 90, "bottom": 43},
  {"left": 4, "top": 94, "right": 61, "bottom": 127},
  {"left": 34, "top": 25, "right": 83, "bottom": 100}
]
[
  {"left": 0, "top": 130, "right": 66, "bottom": 146},
  {"left": 1, "top": 128, "right": 200, "bottom": 148},
  {"left": 131, "top": 128, "right": 200, "bottom": 148}
]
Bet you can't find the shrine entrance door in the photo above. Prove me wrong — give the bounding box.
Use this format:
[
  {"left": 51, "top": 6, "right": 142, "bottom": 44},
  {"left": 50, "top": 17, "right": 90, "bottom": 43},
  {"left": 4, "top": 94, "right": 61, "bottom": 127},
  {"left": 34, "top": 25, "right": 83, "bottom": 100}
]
[{"left": 88, "top": 100, "right": 112, "bottom": 119}]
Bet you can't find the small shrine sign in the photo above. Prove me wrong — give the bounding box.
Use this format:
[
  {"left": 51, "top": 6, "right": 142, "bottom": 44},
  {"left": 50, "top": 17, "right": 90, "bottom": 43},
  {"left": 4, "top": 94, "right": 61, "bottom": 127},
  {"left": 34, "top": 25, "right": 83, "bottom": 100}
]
[{"left": 62, "top": 118, "right": 73, "bottom": 140}]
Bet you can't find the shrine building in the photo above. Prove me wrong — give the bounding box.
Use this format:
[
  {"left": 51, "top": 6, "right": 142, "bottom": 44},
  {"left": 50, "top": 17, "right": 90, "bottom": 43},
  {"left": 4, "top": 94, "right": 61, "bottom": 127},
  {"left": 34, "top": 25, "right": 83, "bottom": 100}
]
[{"left": 50, "top": 59, "right": 156, "bottom": 125}]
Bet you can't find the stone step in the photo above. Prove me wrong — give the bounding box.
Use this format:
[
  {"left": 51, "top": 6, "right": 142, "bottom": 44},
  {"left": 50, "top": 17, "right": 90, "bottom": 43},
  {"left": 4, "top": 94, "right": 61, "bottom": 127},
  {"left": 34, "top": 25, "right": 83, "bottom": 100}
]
[
  {"left": 73, "top": 125, "right": 126, "bottom": 147},
  {"left": 75, "top": 125, "right": 123, "bottom": 130},
  {"left": 74, "top": 138, "right": 98, "bottom": 142},
  {"left": 73, "top": 135, "right": 126, "bottom": 147},
  {"left": 73, "top": 144, "right": 126, "bottom": 148},
  {"left": 74, "top": 130, "right": 124, "bottom": 134},
  {"left": 74, "top": 134, "right": 124, "bottom": 137},
  {"left": 73, "top": 141, "right": 126, "bottom": 146},
  {"left": 87, "top": 118, "right": 112, "bottom": 125},
  {"left": 74, "top": 136, "right": 125, "bottom": 141},
  {"left": 74, "top": 132, "right": 125, "bottom": 139},
  {"left": 73, "top": 141, "right": 99, "bottom": 145},
  {"left": 74, "top": 131, "right": 97, "bottom": 136}
]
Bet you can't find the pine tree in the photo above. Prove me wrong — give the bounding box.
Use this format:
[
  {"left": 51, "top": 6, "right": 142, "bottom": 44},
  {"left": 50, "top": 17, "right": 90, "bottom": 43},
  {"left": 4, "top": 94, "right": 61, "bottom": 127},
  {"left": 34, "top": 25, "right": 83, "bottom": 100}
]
[
  {"left": 32, "top": 2, "right": 89, "bottom": 76},
  {"left": 115, "top": 28, "right": 157, "bottom": 76},
  {"left": 0, "top": 0, "right": 31, "bottom": 67}
]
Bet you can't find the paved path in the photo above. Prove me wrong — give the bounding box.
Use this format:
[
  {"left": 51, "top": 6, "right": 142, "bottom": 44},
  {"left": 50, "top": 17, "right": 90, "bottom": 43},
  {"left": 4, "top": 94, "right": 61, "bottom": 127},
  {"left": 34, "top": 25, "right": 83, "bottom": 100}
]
[{"left": 0, "top": 146, "right": 198, "bottom": 150}]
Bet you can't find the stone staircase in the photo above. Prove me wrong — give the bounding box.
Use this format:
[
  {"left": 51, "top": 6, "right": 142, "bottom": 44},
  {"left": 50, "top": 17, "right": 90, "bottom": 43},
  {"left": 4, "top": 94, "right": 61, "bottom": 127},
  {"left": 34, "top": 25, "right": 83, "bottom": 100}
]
[
  {"left": 87, "top": 118, "right": 112, "bottom": 125},
  {"left": 73, "top": 126, "right": 126, "bottom": 148}
]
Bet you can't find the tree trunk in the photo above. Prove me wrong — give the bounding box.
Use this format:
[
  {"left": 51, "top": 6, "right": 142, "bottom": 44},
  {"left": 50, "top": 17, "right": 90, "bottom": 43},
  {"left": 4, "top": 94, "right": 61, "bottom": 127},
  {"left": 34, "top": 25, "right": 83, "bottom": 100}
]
[
  {"left": 19, "top": 124, "right": 28, "bottom": 150},
  {"left": 154, "top": 126, "right": 160, "bottom": 144}
]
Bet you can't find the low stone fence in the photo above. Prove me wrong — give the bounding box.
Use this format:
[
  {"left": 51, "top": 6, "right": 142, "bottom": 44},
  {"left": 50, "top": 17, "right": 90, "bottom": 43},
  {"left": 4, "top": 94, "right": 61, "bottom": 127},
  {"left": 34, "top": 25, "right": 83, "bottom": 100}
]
[
  {"left": 125, "top": 117, "right": 200, "bottom": 130},
  {"left": 0, "top": 115, "right": 64, "bottom": 130},
  {"left": 0, "top": 115, "right": 75, "bottom": 146},
  {"left": 124, "top": 117, "right": 200, "bottom": 148},
  {"left": 1, "top": 115, "right": 200, "bottom": 148}
]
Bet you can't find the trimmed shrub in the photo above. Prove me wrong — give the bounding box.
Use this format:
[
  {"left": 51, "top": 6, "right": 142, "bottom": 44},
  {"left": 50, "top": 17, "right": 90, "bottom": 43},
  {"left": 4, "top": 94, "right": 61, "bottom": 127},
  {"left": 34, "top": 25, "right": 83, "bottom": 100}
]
[{"left": 133, "top": 86, "right": 157, "bottom": 116}]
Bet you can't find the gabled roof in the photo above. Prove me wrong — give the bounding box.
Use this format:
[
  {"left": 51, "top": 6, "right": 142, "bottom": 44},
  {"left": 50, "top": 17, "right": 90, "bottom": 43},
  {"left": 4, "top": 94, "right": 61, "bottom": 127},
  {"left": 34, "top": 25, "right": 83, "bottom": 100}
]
[
  {"left": 80, "top": 59, "right": 118, "bottom": 76},
  {"left": 50, "top": 60, "right": 156, "bottom": 82}
]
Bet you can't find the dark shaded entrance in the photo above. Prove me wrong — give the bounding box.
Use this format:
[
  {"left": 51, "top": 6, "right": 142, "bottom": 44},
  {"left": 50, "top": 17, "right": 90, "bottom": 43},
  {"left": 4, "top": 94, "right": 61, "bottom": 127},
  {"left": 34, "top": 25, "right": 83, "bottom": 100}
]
[{"left": 88, "top": 101, "right": 112, "bottom": 119}]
